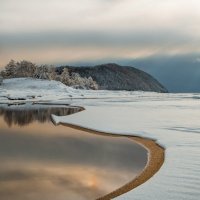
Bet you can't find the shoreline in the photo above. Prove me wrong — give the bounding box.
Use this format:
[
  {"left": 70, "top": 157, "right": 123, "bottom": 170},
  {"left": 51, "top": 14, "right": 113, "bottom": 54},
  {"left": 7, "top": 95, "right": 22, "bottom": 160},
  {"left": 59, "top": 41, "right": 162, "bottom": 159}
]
[
  {"left": 0, "top": 101, "right": 164, "bottom": 199},
  {"left": 59, "top": 123, "right": 165, "bottom": 200}
]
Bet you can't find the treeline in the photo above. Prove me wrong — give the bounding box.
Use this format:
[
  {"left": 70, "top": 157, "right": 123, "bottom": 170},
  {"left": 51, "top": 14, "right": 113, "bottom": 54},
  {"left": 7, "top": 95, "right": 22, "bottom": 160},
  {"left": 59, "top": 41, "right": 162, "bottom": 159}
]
[{"left": 0, "top": 60, "right": 98, "bottom": 89}]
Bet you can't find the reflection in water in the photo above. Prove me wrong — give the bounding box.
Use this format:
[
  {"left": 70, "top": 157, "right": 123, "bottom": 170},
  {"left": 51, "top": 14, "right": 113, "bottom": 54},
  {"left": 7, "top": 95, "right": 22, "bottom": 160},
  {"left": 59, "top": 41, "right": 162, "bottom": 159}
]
[
  {"left": 0, "top": 104, "right": 82, "bottom": 127},
  {"left": 0, "top": 105, "right": 147, "bottom": 200}
]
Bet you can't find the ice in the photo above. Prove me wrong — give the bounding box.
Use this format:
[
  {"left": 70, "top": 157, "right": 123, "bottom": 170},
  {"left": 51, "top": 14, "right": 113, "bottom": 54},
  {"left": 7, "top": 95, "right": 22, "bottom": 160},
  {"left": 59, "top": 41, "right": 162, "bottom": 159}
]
[
  {"left": 1, "top": 78, "right": 200, "bottom": 199},
  {"left": 52, "top": 96, "right": 200, "bottom": 200}
]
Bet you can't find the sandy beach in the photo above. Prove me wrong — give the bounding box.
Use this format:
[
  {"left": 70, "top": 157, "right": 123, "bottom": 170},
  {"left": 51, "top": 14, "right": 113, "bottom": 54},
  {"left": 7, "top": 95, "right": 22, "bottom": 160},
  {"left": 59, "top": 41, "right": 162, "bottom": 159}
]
[
  {"left": 60, "top": 123, "right": 165, "bottom": 200},
  {"left": 98, "top": 137, "right": 164, "bottom": 200}
]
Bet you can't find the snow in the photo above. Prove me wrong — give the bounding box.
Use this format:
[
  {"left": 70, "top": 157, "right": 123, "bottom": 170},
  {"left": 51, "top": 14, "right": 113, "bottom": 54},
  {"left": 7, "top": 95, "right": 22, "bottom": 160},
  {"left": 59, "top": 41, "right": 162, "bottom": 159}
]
[
  {"left": 1, "top": 78, "right": 200, "bottom": 199},
  {"left": 52, "top": 97, "right": 200, "bottom": 199},
  {"left": 53, "top": 101, "right": 200, "bottom": 200},
  {"left": 0, "top": 78, "right": 83, "bottom": 102}
]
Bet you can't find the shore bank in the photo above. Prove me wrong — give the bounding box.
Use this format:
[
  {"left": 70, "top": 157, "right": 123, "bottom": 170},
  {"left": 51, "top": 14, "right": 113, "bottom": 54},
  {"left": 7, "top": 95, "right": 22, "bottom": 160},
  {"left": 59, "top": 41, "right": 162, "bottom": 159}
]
[{"left": 60, "top": 123, "right": 165, "bottom": 200}]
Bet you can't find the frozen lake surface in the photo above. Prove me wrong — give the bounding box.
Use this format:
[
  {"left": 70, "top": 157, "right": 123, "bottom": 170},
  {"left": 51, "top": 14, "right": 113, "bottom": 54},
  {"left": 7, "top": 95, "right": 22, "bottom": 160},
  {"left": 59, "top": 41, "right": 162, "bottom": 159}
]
[{"left": 1, "top": 78, "right": 200, "bottom": 199}]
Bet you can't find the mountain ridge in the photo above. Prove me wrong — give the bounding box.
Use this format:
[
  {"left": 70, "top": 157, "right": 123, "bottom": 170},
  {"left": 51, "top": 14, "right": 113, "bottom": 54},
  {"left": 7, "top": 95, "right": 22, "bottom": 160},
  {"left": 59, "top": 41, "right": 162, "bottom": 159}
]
[{"left": 57, "top": 63, "right": 168, "bottom": 93}]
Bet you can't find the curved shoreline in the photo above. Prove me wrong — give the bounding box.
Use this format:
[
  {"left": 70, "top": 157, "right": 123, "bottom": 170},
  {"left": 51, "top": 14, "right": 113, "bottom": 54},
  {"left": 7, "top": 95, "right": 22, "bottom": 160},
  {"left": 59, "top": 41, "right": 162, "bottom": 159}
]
[
  {"left": 0, "top": 102, "right": 165, "bottom": 199},
  {"left": 59, "top": 123, "right": 165, "bottom": 200}
]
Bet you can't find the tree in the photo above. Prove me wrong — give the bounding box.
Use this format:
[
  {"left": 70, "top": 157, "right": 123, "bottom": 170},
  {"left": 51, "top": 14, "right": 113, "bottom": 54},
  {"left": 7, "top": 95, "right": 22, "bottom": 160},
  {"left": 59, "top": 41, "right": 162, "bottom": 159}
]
[
  {"left": 16, "top": 60, "right": 37, "bottom": 77},
  {"left": 85, "top": 76, "right": 98, "bottom": 90},
  {"left": 70, "top": 72, "right": 84, "bottom": 86},
  {"left": 34, "top": 65, "right": 56, "bottom": 80},
  {"left": 1, "top": 60, "right": 99, "bottom": 90},
  {"left": 2, "top": 60, "right": 37, "bottom": 78},
  {"left": 47, "top": 66, "right": 57, "bottom": 80},
  {"left": 3, "top": 60, "right": 17, "bottom": 78},
  {"left": 58, "top": 68, "right": 99, "bottom": 89},
  {"left": 60, "top": 68, "right": 71, "bottom": 85}
]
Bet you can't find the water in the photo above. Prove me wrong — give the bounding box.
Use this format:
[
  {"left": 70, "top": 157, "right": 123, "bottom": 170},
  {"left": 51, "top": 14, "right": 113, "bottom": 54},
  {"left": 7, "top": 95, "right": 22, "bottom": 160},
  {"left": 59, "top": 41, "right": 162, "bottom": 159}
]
[{"left": 0, "top": 104, "right": 147, "bottom": 200}]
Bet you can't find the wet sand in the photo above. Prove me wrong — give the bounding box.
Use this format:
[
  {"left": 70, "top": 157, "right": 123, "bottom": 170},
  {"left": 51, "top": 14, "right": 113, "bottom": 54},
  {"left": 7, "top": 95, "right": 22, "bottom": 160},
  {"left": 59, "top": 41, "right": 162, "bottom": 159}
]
[
  {"left": 98, "top": 137, "right": 164, "bottom": 200},
  {"left": 60, "top": 123, "right": 165, "bottom": 200}
]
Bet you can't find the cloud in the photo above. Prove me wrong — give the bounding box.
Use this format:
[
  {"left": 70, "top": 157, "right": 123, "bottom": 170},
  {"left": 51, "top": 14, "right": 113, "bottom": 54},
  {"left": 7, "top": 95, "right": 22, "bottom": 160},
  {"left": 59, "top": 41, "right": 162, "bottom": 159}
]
[
  {"left": 125, "top": 54, "right": 200, "bottom": 92},
  {"left": 1, "top": 0, "right": 200, "bottom": 33},
  {"left": 194, "top": 57, "right": 200, "bottom": 63},
  {"left": 0, "top": 0, "right": 200, "bottom": 69},
  {"left": 0, "top": 29, "right": 200, "bottom": 67}
]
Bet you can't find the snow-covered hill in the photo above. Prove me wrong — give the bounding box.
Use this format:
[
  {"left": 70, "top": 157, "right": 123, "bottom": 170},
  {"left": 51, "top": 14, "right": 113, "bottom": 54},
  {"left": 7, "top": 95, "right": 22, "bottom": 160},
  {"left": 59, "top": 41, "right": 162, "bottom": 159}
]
[
  {"left": 0, "top": 78, "right": 161, "bottom": 104},
  {"left": 0, "top": 78, "right": 82, "bottom": 102}
]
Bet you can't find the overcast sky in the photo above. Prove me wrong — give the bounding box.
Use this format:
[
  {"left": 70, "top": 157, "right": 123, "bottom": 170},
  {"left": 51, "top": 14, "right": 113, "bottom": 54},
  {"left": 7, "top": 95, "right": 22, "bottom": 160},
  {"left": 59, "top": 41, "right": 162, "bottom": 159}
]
[{"left": 0, "top": 0, "right": 200, "bottom": 68}]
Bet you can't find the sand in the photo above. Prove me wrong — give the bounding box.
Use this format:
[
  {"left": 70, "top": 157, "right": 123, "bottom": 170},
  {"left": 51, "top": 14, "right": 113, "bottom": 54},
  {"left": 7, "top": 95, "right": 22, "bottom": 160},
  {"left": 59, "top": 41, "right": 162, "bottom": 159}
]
[
  {"left": 98, "top": 137, "right": 164, "bottom": 200},
  {"left": 60, "top": 123, "right": 165, "bottom": 200}
]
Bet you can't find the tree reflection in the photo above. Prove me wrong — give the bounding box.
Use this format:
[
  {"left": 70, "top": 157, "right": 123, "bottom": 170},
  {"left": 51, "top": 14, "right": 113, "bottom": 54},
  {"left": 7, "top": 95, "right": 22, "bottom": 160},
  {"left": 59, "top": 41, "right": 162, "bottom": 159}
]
[{"left": 0, "top": 105, "right": 82, "bottom": 127}]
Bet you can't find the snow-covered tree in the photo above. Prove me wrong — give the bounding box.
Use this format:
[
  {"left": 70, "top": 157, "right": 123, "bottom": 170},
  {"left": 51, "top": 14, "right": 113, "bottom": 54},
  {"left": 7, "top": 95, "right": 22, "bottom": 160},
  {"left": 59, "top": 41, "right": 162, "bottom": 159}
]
[
  {"left": 70, "top": 72, "right": 83, "bottom": 86},
  {"left": 15, "top": 60, "right": 37, "bottom": 77},
  {"left": 34, "top": 65, "right": 56, "bottom": 80},
  {"left": 60, "top": 68, "right": 70, "bottom": 85},
  {"left": 1, "top": 60, "right": 37, "bottom": 78},
  {"left": 3, "top": 60, "right": 17, "bottom": 78},
  {"left": 58, "top": 68, "right": 98, "bottom": 89},
  {"left": 47, "top": 66, "right": 57, "bottom": 80},
  {"left": 1, "top": 60, "right": 99, "bottom": 90},
  {"left": 84, "top": 76, "right": 98, "bottom": 90}
]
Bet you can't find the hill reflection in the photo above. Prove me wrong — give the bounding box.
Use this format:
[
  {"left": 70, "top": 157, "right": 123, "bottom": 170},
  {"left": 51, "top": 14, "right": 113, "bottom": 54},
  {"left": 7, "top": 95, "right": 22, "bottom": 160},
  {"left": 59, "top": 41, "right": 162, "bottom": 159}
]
[{"left": 0, "top": 104, "right": 82, "bottom": 127}]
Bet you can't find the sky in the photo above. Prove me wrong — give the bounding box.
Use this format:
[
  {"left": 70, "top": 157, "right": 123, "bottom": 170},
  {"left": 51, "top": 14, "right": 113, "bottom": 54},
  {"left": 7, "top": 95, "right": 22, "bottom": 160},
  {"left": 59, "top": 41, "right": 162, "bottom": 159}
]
[{"left": 1, "top": 0, "right": 200, "bottom": 92}]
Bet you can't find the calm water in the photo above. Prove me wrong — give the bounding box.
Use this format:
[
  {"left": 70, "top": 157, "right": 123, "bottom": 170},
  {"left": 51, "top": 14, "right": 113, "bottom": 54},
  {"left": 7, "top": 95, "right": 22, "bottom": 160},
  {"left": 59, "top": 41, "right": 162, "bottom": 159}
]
[{"left": 0, "top": 104, "right": 147, "bottom": 200}]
